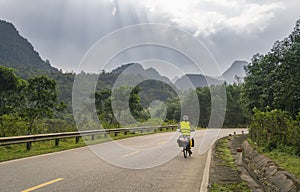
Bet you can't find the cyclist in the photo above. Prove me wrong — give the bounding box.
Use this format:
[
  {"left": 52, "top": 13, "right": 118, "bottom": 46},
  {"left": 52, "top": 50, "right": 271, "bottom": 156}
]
[{"left": 178, "top": 115, "right": 194, "bottom": 155}]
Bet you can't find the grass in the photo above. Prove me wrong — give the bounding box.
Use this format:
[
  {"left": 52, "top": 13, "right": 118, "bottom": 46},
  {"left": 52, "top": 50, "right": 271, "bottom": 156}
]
[
  {"left": 247, "top": 138, "right": 300, "bottom": 179},
  {"left": 210, "top": 182, "right": 252, "bottom": 192},
  {"left": 215, "top": 138, "right": 237, "bottom": 170},
  {"left": 0, "top": 127, "right": 177, "bottom": 162},
  {"left": 0, "top": 138, "right": 87, "bottom": 162},
  {"left": 210, "top": 137, "right": 252, "bottom": 192},
  {"left": 260, "top": 148, "right": 300, "bottom": 179}
]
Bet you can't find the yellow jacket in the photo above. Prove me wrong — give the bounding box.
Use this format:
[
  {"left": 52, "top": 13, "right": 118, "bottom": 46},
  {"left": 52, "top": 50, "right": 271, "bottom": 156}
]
[{"left": 180, "top": 121, "right": 191, "bottom": 136}]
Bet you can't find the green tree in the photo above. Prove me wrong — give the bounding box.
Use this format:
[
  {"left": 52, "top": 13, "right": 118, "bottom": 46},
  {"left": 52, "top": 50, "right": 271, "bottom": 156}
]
[
  {"left": 129, "top": 86, "right": 150, "bottom": 121},
  {"left": 224, "top": 85, "right": 250, "bottom": 127},
  {"left": 196, "top": 87, "right": 211, "bottom": 127},
  {"left": 0, "top": 66, "right": 24, "bottom": 115},
  {"left": 272, "top": 35, "right": 300, "bottom": 116},
  {"left": 95, "top": 86, "right": 148, "bottom": 127},
  {"left": 165, "top": 97, "right": 180, "bottom": 122},
  {"left": 20, "top": 76, "right": 64, "bottom": 134},
  {"left": 0, "top": 66, "right": 19, "bottom": 93},
  {"left": 95, "top": 89, "right": 115, "bottom": 126},
  {"left": 242, "top": 18, "right": 300, "bottom": 117}
]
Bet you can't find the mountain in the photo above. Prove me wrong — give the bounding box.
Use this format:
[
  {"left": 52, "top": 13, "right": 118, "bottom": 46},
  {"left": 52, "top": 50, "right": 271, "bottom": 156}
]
[
  {"left": 112, "top": 63, "right": 171, "bottom": 84},
  {"left": 221, "top": 60, "right": 248, "bottom": 84},
  {"left": 174, "top": 74, "right": 224, "bottom": 90},
  {"left": 110, "top": 63, "right": 176, "bottom": 106},
  {"left": 0, "top": 20, "right": 177, "bottom": 111},
  {"left": 174, "top": 61, "right": 248, "bottom": 89},
  {"left": 0, "top": 20, "right": 59, "bottom": 79},
  {"left": 0, "top": 20, "right": 74, "bottom": 110},
  {"left": 0, "top": 19, "right": 248, "bottom": 112}
]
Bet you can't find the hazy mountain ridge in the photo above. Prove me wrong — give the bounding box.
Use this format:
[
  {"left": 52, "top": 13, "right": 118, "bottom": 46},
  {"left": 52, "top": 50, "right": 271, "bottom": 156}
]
[
  {"left": 0, "top": 20, "right": 177, "bottom": 108},
  {"left": 221, "top": 60, "right": 248, "bottom": 84},
  {"left": 174, "top": 74, "right": 224, "bottom": 90},
  {"left": 0, "top": 20, "right": 59, "bottom": 79},
  {"left": 174, "top": 60, "right": 248, "bottom": 89},
  {"left": 112, "top": 63, "right": 171, "bottom": 84},
  {"left": 0, "top": 19, "right": 247, "bottom": 108}
]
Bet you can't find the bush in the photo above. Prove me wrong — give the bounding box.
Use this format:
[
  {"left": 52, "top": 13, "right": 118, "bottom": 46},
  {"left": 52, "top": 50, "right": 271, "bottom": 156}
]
[{"left": 249, "top": 108, "right": 300, "bottom": 155}]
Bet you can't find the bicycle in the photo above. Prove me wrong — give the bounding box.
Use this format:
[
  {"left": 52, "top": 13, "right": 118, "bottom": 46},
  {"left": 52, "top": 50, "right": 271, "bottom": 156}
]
[{"left": 177, "top": 131, "right": 195, "bottom": 158}]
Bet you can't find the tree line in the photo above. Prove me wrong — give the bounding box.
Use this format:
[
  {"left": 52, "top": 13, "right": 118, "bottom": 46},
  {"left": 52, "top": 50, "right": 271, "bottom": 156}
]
[
  {"left": 93, "top": 84, "right": 250, "bottom": 129},
  {"left": 0, "top": 66, "right": 70, "bottom": 136},
  {"left": 0, "top": 65, "right": 251, "bottom": 136},
  {"left": 242, "top": 19, "right": 300, "bottom": 155}
]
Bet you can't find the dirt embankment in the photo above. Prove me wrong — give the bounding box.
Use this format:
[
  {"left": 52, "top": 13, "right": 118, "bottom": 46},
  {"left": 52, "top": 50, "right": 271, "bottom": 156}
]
[
  {"left": 209, "top": 134, "right": 300, "bottom": 192},
  {"left": 242, "top": 140, "right": 300, "bottom": 192}
]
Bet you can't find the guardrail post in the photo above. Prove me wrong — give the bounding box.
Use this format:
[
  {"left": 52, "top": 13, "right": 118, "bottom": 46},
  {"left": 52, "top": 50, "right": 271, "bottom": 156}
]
[
  {"left": 76, "top": 136, "right": 80, "bottom": 143},
  {"left": 124, "top": 131, "right": 127, "bottom": 135},
  {"left": 91, "top": 135, "right": 95, "bottom": 140},
  {"left": 114, "top": 132, "right": 118, "bottom": 137},
  {"left": 140, "top": 130, "right": 143, "bottom": 134},
  {"left": 26, "top": 142, "right": 32, "bottom": 150},
  {"left": 104, "top": 133, "right": 107, "bottom": 138},
  {"left": 55, "top": 138, "right": 59, "bottom": 146},
  {"left": 234, "top": 131, "right": 236, "bottom": 135},
  {"left": 160, "top": 128, "right": 162, "bottom": 131},
  {"left": 242, "top": 130, "right": 244, "bottom": 134}
]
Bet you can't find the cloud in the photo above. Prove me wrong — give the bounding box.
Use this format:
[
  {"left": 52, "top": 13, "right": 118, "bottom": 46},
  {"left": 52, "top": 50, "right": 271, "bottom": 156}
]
[
  {"left": 127, "top": 0, "right": 285, "bottom": 36},
  {"left": 225, "top": 3, "right": 285, "bottom": 33},
  {"left": 0, "top": 0, "right": 298, "bottom": 76}
]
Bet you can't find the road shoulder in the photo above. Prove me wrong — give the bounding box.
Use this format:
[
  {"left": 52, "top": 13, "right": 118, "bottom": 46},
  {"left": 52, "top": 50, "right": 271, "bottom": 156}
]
[{"left": 208, "top": 135, "right": 252, "bottom": 192}]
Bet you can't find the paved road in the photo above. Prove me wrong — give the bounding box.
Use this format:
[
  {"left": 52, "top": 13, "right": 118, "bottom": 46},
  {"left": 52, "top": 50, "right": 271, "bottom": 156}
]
[{"left": 0, "top": 129, "right": 246, "bottom": 192}]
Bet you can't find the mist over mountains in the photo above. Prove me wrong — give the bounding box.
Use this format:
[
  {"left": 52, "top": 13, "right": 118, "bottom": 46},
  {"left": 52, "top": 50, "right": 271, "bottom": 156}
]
[
  {"left": 222, "top": 60, "right": 248, "bottom": 84},
  {"left": 0, "top": 19, "right": 247, "bottom": 98}
]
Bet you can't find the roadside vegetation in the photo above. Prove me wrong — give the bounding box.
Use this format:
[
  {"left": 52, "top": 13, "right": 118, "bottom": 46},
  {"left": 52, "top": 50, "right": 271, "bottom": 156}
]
[
  {"left": 243, "top": 19, "right": 300, "bottom": 179},
  {"left": 265, "top": 149, "right": 300, "bottom": 178},
  {"left": 248, "top": 135, "right": 300, "bottom": 179},
  {"left": 215, "top": 138, "right": 236, "bottom": 170},
  {"left": 210, "top": 137, "right": 251, "bottom": 192},
  {"left": 210, "top": 182, "right": 251, "bottom": 192}
]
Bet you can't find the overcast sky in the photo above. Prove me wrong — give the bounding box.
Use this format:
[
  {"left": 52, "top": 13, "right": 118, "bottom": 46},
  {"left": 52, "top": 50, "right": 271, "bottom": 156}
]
[{"left": 0, "top": 0, "right": 299, "bottom": 78}]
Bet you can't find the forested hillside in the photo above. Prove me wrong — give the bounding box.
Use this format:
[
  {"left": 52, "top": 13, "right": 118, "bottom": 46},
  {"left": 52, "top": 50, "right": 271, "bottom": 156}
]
[
  {"left": 242, "top": 19, "right": 300, "bottom": 155},
  {"left": 0, "top": 20, "right": 74, "bottom": 109},
  {"left": 0, "top": 20, "right": 179, "bottom": 112},
  {"left": 0, "top": 20, "right": 59, "bottom": 78},
  {"left": 0, "top": 19, "right": 255, "bottom": 137}
]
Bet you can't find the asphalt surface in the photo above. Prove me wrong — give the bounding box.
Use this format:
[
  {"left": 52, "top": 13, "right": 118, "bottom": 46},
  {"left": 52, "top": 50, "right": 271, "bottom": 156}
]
[{"left": 0, "top": 129, "right": 246, "bottom": 192}]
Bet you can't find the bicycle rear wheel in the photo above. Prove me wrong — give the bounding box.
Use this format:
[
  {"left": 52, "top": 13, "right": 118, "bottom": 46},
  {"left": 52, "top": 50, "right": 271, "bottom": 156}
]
[{"left": 183, "top": 148, "right": 188, "bottom": 158}]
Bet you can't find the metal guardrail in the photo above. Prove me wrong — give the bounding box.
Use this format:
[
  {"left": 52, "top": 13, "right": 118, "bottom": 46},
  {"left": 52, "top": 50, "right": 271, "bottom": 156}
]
[{"left": 0, "top": 125, "right": 177, "bottom": 150}]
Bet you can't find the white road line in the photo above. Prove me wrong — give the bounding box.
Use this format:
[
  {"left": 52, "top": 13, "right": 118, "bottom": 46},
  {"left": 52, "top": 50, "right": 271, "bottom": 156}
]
[{"left": 199, "top": 147, "right": 212, "bottom": 192}]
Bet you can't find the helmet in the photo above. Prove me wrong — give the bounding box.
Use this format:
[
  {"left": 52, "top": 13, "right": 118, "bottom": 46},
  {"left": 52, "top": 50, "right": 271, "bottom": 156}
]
[{"left": 183, "top": 115, "right": 189, "bottom": 121}]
